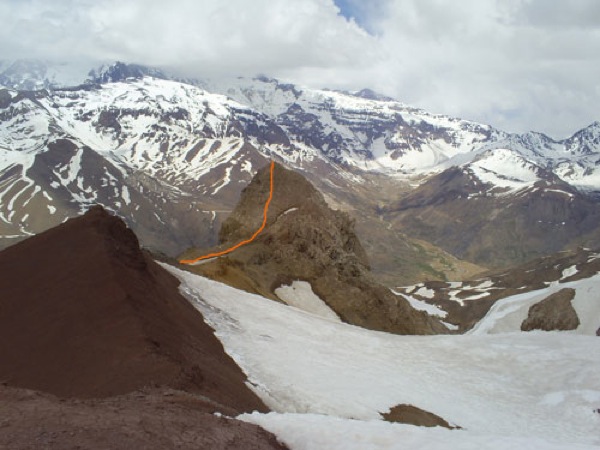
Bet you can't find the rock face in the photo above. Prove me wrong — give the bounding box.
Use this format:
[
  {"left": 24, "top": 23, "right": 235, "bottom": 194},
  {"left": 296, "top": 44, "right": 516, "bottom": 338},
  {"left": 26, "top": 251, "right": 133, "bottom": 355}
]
[
  {"left": 521, "top": 288, "right": 580, "bottom": 332},
  {"left": 382, "top": 404, "right": 458, "bottom": 429},
  {"left": 0, "top": 206, "right": 267, "bottom": 414},
  {"left": 187, "top": 162, "right": 447, "bottom": 335}
]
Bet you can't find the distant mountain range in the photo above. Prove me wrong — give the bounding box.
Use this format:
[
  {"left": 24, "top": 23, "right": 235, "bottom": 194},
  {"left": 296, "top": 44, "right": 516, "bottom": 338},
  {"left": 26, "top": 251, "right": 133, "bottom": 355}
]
[{"left": 1, "top": 59, "right": 599, "bottom": 284}]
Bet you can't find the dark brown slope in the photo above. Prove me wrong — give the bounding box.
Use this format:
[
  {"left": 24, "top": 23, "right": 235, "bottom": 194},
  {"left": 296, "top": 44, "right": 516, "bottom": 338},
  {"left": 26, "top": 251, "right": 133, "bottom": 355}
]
[
  {"left": 182, "top": 162, "right": 447, "bottom": 335},
  {"left": 0, "top": 206, "right": 267, "bottom": 415}
]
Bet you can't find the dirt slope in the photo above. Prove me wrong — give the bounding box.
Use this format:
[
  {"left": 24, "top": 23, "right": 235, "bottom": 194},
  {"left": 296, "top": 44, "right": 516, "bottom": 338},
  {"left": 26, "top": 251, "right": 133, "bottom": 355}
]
[
  {"left": 0, "top": 385, "right": 286, "bottom": 450},
  {"left": 0, "top": 206, "right": 267, "bottom": 414}
]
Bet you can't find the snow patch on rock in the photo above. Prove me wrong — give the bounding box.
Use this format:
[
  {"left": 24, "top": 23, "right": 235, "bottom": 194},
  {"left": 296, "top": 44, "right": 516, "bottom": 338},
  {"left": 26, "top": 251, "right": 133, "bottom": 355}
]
[{"left": 275, "top": 281, "right": 340, "bottom": 322}]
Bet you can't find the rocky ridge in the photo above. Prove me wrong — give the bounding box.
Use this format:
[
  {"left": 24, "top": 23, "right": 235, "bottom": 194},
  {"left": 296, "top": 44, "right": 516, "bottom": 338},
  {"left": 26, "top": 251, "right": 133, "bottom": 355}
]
[{"left": 182, "top": 162, "right": 448, "bottom": 335}]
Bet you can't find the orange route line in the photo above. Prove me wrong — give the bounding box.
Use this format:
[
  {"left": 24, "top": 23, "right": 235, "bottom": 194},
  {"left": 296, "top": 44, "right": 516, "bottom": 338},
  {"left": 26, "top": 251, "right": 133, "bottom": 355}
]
[{"left": 179, "top": 161, "right": 275, "bottom": 265}]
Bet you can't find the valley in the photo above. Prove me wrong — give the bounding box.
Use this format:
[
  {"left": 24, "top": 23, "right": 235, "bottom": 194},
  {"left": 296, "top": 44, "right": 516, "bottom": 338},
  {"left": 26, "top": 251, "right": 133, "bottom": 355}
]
[{"left": 1, "top": 62, "right": 600, "bottom": 285}]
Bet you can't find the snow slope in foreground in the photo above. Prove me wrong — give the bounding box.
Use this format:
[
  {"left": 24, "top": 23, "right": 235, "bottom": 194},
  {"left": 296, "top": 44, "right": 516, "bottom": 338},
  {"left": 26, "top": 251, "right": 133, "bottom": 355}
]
[{"left": 164, "top": 265, "right": 600, "bottom": 450}]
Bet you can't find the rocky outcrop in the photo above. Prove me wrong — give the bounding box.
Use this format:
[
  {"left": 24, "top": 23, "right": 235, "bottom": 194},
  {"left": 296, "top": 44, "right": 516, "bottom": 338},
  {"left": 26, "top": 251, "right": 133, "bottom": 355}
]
[
  {"left": 186, "top": 162, "right": 447, "bottom": 335},
  {"left": 521, "top": 288, "right": 580, "bottom": 331},
  {"left": 382, "top": 404, "right": 458, "bottom": 429}
]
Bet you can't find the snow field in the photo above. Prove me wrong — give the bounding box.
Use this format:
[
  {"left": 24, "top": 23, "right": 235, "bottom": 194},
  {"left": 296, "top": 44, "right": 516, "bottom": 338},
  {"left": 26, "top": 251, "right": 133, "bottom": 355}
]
[
  {"left": 240, "top": 413, "right": 600, "bottom": 450},
  {"left": 164, "top": 265, "right": 600, "bottom": 449},
  {"left": 274, "top": 281, "right": 340, "bottom": 322},
  {"left": 469, "top": 148, "right": 541, "bottom": 192},
  {"left": 391, "top": 288, "right": 446, "bottom": 318}
]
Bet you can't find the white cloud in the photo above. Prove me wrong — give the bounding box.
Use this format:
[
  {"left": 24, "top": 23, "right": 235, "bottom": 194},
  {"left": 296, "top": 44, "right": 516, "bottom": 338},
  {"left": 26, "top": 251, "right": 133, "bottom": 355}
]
[
  {"left": 0, "top": 0, "right": 598, "bottom": 138},
  {"left": 0, "top": 0, "right": 377, "bottom": 74},
  {"left": 360, "top": 0, "right": 600, "bottom": 138}
]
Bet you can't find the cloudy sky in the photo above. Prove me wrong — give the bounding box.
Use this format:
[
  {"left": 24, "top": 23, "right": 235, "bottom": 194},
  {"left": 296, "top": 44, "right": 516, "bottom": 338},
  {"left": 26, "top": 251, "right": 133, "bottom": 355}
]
[{"left": 2, "top": 0, "right": 599, "bottom": 138}]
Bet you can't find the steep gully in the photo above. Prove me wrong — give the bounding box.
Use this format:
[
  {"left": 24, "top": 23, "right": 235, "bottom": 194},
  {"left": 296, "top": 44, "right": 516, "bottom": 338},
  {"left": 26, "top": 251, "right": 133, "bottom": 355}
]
[{"left": 179, "top": 161, "right": 275, "bottom": 265}]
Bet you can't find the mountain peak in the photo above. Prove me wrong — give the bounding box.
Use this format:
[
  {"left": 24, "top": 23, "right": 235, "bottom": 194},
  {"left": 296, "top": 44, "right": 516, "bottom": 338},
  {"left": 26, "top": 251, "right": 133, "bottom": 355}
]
[
  {"left": 87, "top": 61, "right": 167, "bottom": 84},
  {"left": 219, "top": 162, "right": 339, "bottom": 246},
  {"left": 187, "top": 162, "right": 447, "bottom": 335},
  {"left": 354, "top": 88, "right": 395, "bottom": 102}
]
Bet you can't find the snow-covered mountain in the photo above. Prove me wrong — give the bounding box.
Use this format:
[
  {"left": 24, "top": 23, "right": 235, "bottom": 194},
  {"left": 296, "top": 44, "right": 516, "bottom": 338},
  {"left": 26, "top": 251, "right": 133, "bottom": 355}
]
[
  {"left": 200, "top": 75, "right": 506, "bottom": 172},
  {"left": 1, "top": 60, "right": 599, "bottom": 280},
  {"left": 6, "top": 60, "right": 599, "bottom": 186},
  {"left": 202, "top": 75, "right": 600, "bottom": 193},
  {"left": 478, "top": 126, "right": 600, "bottom": 194}
]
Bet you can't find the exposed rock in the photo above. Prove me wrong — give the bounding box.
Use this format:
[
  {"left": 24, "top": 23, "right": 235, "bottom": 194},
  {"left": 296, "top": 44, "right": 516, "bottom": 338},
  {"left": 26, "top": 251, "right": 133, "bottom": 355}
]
[
  {"left": 0, "top": 206, "right": 267, "bottom": 414},
  {"left": 521, "top": 288, "right": 580, "bottom": 331},
  {"left": 381, "top": 404, "right": 458, "bottom": 429},
  {"left": 184, "top": 163, "right": 448, "bottom": 335},
  {"left": 0, "top": 89, "right": 12, "bottom": 108}
]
